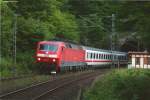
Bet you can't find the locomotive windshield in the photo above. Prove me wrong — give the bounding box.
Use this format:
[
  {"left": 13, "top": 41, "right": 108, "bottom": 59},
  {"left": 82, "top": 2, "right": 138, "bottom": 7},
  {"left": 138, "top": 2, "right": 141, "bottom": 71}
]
[{"left": 39, "top": 44, "right": 58, "bottom": 52}]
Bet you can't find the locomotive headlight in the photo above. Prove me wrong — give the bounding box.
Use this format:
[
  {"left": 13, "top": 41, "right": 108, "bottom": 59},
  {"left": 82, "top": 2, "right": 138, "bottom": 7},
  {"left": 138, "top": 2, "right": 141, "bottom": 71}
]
[
  {"left": 38, "top": 58, "right": 41, "bottom": 61},
  {"left": 52, "top": 59, "right": 56, "bottom": 62},
  {"left": 48, "top": 54, "right": 57, "bottom": 58}
]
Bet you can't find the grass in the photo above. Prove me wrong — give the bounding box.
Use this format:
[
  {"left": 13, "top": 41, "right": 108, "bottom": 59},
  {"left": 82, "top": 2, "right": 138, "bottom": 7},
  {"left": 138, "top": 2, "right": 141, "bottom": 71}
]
[{"left": 83, "top": 69, "right": 150, "bottom": 100}]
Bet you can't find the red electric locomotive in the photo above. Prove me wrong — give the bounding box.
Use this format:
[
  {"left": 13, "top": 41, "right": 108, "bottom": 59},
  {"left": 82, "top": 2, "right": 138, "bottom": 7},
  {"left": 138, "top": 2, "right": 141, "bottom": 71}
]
[{"left": 36, "top": 41, "right": 86, "bottom": 73}]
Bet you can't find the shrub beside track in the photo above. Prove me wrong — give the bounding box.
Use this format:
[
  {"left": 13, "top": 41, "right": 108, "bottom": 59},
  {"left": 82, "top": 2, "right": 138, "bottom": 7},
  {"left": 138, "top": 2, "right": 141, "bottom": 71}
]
[{"left": 83, "top": 69, "right": 150, "bottom": 100}]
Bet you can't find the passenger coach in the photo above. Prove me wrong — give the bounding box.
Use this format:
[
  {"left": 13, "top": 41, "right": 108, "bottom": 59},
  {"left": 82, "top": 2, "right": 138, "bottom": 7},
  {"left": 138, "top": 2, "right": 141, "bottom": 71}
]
[{"left": 82, "top": 46, "right": 127, "bottom": 66}]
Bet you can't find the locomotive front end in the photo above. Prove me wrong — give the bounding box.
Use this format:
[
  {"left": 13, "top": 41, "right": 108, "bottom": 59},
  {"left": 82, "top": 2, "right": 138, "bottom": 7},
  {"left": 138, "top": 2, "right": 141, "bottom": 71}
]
[{"left": 36, "top": 42, "right": 60, "bottom": 72}]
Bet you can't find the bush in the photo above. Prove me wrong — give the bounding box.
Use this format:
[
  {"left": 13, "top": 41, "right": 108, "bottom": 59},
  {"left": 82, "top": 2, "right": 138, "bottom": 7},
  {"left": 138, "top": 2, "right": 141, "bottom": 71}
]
[
  {"left": 83, "top": 69, "right": 150, "bottom": 100},
  {"left": 0, "top": 53, "right": 34, "bottom": 78},
  {"left": 0, "top": 58, "right": 16, "bottom": 77}
]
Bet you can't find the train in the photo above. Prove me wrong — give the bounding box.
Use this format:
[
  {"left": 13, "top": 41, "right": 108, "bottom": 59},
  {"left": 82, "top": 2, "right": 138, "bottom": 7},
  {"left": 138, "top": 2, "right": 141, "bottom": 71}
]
[{"left": 35, "top": 40, "right": 128, "bottom": 73}]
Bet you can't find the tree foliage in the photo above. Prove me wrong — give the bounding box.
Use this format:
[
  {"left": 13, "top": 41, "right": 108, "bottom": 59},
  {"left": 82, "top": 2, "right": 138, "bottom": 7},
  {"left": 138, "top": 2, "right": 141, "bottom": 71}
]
[{"left": 1, "top": 0, "right": 150, "bottom": 76}]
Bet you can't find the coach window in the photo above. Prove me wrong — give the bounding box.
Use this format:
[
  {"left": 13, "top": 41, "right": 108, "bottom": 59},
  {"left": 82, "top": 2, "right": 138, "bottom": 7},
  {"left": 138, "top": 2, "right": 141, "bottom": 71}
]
[
  {"left": 88, "top": 52, "right": 91, "bottom": 59},
  {"left": 86, "top": 53, "right": 88, "bottom": 59},
  {"left": 88, "top": 53, "right": 91, "bottom": 60},
  {"left": 96, "top": 53, "right": 98, "bottom": 59},
  {"left": 123, "top": 56, "right": 125, "bottom": 60},
  {"left": 90, "top": 53, "right": 92, "bottom": 60},
  {"left": 89, "top": 53, "right": 91, "bottom": 60},
  {"left": 114, "top": 55, "right": 116, "bottom": 60},
  {"left": 87, "top": 53, "right": 89, "bottom": 59},
  {"left": 89, "top": 53, "right": 91, "bottom": 59},
  {"left": 93, "top": 53, "right": 95, "bottom": 59},
  {"left": 93, "top": 53, "right": 94, "bottom": 59}
]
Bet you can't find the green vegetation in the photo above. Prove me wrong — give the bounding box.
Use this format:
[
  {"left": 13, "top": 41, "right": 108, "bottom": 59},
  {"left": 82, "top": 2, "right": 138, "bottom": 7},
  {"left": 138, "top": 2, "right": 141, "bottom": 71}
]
[
  {"left": 0, "top": 56, "right": 32, "bottom": 78},
  {"left": 1, "top": 0, "right": 150, "bottom": 77},
  {"left": 83, "top": 69, "right": 150, "bottom": 100}
]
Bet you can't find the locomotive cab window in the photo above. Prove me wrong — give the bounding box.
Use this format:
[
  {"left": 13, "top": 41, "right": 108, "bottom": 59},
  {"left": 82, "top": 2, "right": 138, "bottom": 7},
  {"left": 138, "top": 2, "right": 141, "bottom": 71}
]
[{"left": 39, "top": 44, "right": 58, "bottom": 52}]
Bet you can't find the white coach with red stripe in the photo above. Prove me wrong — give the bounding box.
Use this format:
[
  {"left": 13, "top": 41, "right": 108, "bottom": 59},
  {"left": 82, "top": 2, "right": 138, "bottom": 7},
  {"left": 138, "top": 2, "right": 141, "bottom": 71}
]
[{"left": 82, "top": 46, "right": 127, "bottom": 66}]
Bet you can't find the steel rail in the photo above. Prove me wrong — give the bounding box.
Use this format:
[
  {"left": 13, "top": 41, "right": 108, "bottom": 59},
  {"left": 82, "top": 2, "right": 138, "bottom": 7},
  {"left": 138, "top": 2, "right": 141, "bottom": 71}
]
[
  {"left": 0, "top": 77, "right": 56, "bottom": 98},
  {"left": 0, "top": 71, "right": 94, "bottom": 98},
  {"left": 32, "top": 72, "right": 102, "bottom": 100}
]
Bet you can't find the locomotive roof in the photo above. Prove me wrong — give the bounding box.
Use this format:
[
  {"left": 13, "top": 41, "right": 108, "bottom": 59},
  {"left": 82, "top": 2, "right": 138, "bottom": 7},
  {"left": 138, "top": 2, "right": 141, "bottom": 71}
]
[{"left": 39, "top": 41, "right": 64, "bottom": 44}]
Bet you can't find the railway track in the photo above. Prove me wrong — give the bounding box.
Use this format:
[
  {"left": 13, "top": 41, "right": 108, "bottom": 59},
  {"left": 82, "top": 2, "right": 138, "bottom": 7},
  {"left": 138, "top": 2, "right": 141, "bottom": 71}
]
[
  {"left": 0, "top": 70, "right": 107, "bottom": 100},
  {"left": 33, "top": 71, "right": 101, "bottom": 100}
]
